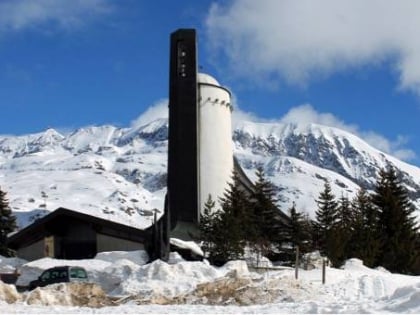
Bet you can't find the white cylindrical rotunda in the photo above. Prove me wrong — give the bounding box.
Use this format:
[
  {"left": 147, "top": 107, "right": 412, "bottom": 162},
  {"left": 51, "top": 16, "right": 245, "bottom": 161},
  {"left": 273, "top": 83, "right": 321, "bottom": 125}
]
[{"left": 198, "top": 73, "right": 234, "bottom": 218}]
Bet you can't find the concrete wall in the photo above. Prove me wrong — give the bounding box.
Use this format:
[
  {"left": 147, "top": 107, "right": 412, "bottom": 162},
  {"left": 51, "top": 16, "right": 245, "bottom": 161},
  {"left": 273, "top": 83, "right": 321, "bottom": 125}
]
[
  {"left": 96, "top": 233, "right": 144, "bottom": 253},
  {"left": 198, "top": 75, "right": 233, "bottom": 218},
  {"left": 17, "top": 239, "right": 44, "bottom": 261}
]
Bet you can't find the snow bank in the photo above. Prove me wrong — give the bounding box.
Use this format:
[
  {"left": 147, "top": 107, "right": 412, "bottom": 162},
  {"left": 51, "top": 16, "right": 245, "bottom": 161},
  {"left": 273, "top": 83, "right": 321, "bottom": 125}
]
[
  {"left": 15, "top": 250, "right": 234, "bottom": 299},
  {"left": 23, "top": 282, "right": 112, "bottom": 307},
  {"left": 109, "top": 259, "right": 222, "bottom": 297},
  {"left": 218, "top": 260, "right": 250, "bottom": 278},
  {"left": 16, "top": 257, "right": 112, "bottom": 287},
  {"left": 0, "top": 281, "right": 20, "bottom": 303},
  {"left": 4, "top": 251, "right": 420, "bottom": 313},
  {"left": 0, "top": 255, "right": 27, "bottom": 273},
  {"left": 383, "top": 282, "right": 420, "bottom": 313},
  {"left": 94, "top": 250, "right": 149, "bottom": 265}
]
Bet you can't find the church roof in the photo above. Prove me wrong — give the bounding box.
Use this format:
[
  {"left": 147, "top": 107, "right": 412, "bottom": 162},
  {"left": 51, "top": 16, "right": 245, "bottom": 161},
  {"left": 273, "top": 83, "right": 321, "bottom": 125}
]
[{"left": 198, "top": 72, "right": 220, "bottom": 86}]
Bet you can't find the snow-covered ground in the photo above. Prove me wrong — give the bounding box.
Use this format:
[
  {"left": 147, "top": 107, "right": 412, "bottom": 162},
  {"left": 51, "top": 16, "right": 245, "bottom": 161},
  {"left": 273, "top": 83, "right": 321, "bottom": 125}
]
[{"left": 1, "top": 251, "right": 419, "bottom": 314}]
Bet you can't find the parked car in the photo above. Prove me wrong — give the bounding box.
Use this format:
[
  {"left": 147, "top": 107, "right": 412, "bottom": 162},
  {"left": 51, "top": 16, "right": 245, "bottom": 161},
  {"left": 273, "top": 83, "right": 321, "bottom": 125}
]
[{"left": 29, "top": 266, "right": 88, "bottom": 290}]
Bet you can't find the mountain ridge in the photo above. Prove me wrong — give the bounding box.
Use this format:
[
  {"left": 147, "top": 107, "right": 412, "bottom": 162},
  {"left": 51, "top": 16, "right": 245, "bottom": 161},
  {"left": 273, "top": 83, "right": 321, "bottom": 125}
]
[{"left": 0, "top": 117, "right": 419, "bottom": 230}]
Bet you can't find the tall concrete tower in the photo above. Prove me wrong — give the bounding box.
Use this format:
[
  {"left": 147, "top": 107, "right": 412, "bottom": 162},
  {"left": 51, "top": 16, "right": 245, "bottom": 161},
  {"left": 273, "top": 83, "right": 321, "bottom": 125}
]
[
  {"left": 148, "top": 28, "right": 289, "bottom": 260},
  {"left": 198, "top": 73, "right": 233, "bottom": 214},
  {"left": 167, "top": 29, "right": 234, "bottom": 239}
]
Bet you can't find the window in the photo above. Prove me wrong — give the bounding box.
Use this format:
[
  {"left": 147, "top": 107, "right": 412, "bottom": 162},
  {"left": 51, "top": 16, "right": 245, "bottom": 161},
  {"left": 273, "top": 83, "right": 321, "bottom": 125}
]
[
  {"left": 70, "top": 268, "right": 87, "bottom": 279},
  {"left": 40, "top": 271, "right": 50, "bottom": 281},
  {"left": 51, "top": 271, "right": 60, "bottom": 279}
]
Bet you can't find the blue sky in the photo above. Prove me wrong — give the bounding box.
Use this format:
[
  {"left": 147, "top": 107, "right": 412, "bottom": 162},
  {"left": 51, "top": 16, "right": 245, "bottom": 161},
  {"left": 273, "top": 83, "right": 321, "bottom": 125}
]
[{"left": 0, "top": 0, "right": 420, "bottom": 166}]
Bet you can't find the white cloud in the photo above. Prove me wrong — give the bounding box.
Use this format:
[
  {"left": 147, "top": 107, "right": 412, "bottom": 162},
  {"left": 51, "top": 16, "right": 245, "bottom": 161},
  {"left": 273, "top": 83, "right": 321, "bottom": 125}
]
[
  {"left": 205, "top": 0, "right": 420, "bottom": 94},
  {"left": 279, "top": 104, "right": 359, "bottom": 134},
  {"left": 0, "top": 0, "right": 112, "bottom": 32},
  {"left": 131, "top": 99, "right": 168, "bottom": 128},
  {"left": 232, "top": 107, "right": 263, "bottom": 127}
]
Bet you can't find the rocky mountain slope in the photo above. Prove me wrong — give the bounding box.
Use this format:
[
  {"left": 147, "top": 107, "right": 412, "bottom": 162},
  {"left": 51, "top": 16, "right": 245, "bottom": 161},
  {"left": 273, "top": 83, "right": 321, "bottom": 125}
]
[{"left": 0, "top": 117, "right": 419, "bottom": 230}]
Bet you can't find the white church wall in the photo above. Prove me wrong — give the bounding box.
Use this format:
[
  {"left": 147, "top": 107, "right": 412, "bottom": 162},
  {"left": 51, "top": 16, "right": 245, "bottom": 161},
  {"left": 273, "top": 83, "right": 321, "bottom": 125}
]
[{"left": 198, "top": 76, "right": 234, "bottom": 218}]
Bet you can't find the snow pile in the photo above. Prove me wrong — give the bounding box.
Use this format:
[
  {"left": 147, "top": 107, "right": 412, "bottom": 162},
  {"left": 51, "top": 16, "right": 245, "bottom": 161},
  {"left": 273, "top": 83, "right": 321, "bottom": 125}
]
[
  {"left": 383, "top": 282, "right": 420, "bottom": 313},
  {"left": 15, "top": 250, "right": 229, "bottom": 299},
  {"left": 330, "top": 258, "right": 418, "bottom": 301},
  {"left": 94, "top": 250, "right": 149, "bottom": 265},
  {"left": 16, "top": 257, "right": 112, "bottom": 287},
  {"left": 0, "top": 281, "right": 20, "bottom": 304},
  {"left": 301, "top": 250, "right": 329, "bottom": 269},
  {"left": 23, "top": 282, "right": 112, "bottom": 307},
  {"left": 0, "top": 255, "right": 27, "bottom": 273},
  {"left": 218, "top": 260, "right": 250, "bottom": 278},
  {"left": 110, "top": 259, "right": 222, "bottom": 298},
  {"left": 1, "top": 251, "right": 420, "bottom": 313}
]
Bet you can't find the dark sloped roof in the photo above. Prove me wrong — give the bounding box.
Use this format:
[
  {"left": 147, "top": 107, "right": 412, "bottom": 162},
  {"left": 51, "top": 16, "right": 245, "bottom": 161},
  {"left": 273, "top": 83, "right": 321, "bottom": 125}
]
[{"left": 7, "top": 207, "right": 147, "bottom": 249}]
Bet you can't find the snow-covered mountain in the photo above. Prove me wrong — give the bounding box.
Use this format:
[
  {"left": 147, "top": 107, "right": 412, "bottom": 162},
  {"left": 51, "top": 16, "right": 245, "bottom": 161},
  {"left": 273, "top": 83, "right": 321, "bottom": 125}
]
[
  {"left": 233, "top": 121, "right": 420, "bottom": 217},
  {"left": 0, "top": 117, "right": 419, "bottom": 230}
]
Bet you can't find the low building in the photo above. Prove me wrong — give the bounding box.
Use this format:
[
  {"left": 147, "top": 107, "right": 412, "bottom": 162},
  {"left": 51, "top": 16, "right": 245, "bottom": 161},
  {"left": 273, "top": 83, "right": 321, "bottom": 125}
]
[{"left": 7, "top": 207, "right": 147, "bottom": 261}]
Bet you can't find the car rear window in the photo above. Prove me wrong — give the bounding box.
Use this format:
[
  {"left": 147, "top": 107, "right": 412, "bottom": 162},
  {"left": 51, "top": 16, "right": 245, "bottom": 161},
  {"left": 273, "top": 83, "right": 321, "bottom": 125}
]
[{"left": 70, "top": 268, "right": 87, "bottom": 279}]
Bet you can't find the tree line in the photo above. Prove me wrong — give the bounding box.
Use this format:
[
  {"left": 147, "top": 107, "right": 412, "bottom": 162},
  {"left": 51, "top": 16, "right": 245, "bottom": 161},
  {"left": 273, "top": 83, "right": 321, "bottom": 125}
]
[
  {"left": 198, "top": 167, "right": 420, "bottom": 275},
  {"left": 1, "top": 165, "right": 419, "bottom": 274}
]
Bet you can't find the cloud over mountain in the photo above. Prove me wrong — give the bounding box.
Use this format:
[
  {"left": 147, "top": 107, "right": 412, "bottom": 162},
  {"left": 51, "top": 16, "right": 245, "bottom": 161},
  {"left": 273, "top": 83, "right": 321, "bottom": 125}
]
[{"left": 205, "top": 0, "right": 420, "bottom": 95}]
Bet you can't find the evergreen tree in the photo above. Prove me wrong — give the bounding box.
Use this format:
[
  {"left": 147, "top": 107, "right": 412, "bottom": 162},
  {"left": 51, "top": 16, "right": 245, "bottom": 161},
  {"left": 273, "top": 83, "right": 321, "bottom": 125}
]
[
  {"left": 215, "top": 171, "right": 251, "bottom": 262},
  {"left": 0, "top": 187, "right": 17, "bottom": 257},
  {"left": 371, "top": 167, "right": 419, "bottom": 273},
  {"left": 287, "top": 202, "right": 313, "bottom": 255},
  {"left": 199, "top": 171, "right": 252, "bottom": 265},
  {"left": 315, "top": 181, "right": 338, "bottom": 248},
  {"left": 251, "top": 167, "right": 286, "bottom": 253},
  {"left": 332, "top": 194, "right": 353, "bottom": 265},
  {"left": 337, "top": 194, "right": 353, "bottom": 231},
  {"left": 349, "top": 187, "right": 381, "bottom": 267},
  {"left": 198, "top": 194, "right": 217, "bottom": 258},
  {"left": 315, "top": 181, "right": 342, "bottom": 266}
]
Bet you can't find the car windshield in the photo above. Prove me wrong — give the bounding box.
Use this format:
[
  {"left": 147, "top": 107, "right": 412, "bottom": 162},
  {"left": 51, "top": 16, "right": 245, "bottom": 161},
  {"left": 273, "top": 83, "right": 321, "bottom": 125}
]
[{"left": 69, "top": 268, "right": 87, "bottom": 279}]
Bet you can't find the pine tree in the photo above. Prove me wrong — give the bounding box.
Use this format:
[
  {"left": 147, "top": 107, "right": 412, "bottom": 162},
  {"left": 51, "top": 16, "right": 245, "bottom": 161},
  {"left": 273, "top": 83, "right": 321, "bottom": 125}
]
[
  {"left": 216, "top": 171, "right": 251, "bottom": 262},
  {"left": 0, "top": 187, "right": 17, "bottom": 257},
  {"left": 315, "top": 181, "right": 338, "bottom": 247},
  {"left": 200, "top": 171, "right": 252, "bottom": 265},
  {"left": 337, "top": 194, "right": 353, "bottom": 231},
  {"left": 336, "top": 194, "right": 353, "bottom": 262},
  {"left": 251, "top": 167, "right": 286, "bottom": 256},
  {"left": 371, "top": 167, "right": 419, "bottom": 273},
  {"left": 287, "top": 202, "right": 313, "bottom": 255},
  {"left": 315, "top": 181, "right": 342, "bottom": 266},
  {"left": 199, "top": 194, "right": 217, "bottom": 258},
  {"left": 349, "top": 187, "right": 381, "bottom": 267}
]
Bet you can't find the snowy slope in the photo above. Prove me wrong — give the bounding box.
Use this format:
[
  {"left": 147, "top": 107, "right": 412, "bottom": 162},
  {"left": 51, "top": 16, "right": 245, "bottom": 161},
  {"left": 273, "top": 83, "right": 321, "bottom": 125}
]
[
  {"left": 233, "top": 121, "right": 420, "bottom": 217},
  {"left": 0, "top": 116, "right": 419, "bottom": 230}
]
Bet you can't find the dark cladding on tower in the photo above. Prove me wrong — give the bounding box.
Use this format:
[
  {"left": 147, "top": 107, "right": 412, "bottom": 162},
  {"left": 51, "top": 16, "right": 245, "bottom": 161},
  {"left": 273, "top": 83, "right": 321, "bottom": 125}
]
[{"left": 168, "top": 29, "right": 199, "bottom": 227}]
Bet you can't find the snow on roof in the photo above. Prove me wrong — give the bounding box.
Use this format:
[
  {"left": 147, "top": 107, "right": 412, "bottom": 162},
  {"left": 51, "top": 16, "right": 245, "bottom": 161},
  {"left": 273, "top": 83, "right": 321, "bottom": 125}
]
[
  {"left": 197, "top": 72, "right": 220, "bottom": 86},
  {"left": 170, "top": 238, "right": 204, "bottom": 257}
]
